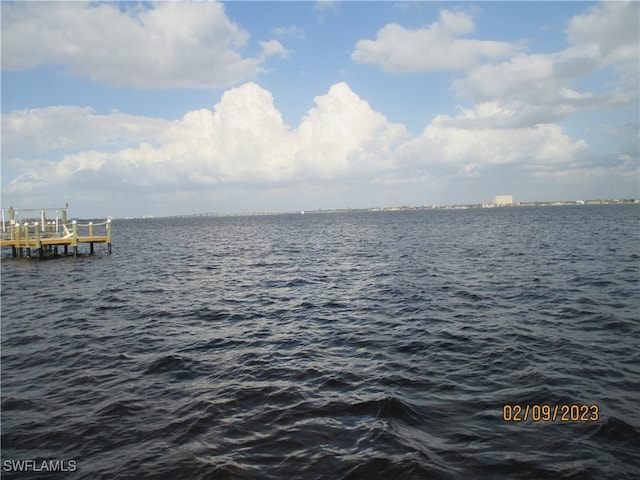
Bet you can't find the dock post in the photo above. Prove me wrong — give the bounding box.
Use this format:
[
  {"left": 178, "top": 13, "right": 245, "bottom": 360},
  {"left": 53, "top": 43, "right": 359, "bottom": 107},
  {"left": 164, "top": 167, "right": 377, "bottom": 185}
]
[
  {"left": 23, "top": 223, "right": 30, "bottom": 257},
  {"left": 11, "top": 222, "right": 17, "bottom": 257},
  {"left": 89, "top": 221, "right": 94, "bottom": 254},
  {"left": 72, "top": 220, "right": 78, "bottom": 257},
  {"left": 35, "top": 222, "right": 43, "bottom": 259},
  {"left": 107, "top": 219, "right": 112, "bottom": 254},
  {"left": 15, "top": 223, "right": 21, "bottom": 257}
]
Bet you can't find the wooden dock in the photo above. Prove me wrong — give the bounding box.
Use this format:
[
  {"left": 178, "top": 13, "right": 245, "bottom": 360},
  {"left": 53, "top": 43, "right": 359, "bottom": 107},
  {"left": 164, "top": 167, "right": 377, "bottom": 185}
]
[{"left": 1, "top": 206, "right": 112, "bottom": 258}]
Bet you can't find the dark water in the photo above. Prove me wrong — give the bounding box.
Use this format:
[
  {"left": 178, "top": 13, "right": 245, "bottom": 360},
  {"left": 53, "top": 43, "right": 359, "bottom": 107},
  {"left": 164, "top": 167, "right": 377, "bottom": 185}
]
[{"left": 2, "top": 205, "right": 639, "bottom": 479}]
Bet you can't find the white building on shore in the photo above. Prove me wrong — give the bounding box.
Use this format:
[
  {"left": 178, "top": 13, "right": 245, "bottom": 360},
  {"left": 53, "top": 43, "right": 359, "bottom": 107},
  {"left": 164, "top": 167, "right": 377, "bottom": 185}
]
[{"left": 494, "top": 195, "right": 514, "bottom": 206}]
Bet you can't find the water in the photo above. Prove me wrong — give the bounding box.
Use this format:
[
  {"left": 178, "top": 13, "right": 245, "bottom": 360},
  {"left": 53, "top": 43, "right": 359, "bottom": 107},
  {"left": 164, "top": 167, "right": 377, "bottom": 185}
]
[{"left": 2, "top": 205, "right": 639, "bottom": 479}]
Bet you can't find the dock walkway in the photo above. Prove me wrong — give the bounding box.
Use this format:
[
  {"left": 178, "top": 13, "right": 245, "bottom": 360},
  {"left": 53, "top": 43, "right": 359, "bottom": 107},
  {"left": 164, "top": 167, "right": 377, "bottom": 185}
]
[{"left": 1, "top": 206, "right": 112, "bottom": 258}]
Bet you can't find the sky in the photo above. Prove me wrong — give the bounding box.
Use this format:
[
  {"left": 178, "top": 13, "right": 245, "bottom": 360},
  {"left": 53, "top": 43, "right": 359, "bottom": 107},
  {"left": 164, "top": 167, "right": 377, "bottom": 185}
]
[{"left": 1, "top": 1, "right": 638, "bottom": 218}]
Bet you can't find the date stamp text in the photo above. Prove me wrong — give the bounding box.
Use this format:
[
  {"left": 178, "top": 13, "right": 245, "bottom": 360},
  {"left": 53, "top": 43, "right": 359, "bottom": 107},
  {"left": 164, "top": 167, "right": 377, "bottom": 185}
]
[{"left": 502, "top": 404, "right": 599, "bottom": 422}]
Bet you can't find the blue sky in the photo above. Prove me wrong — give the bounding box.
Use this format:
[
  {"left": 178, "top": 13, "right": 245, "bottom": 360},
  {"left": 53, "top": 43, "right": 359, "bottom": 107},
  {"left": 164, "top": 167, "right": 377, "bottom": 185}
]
[{"left": 1, "top": 1, "right": 638, "bottom": 217}]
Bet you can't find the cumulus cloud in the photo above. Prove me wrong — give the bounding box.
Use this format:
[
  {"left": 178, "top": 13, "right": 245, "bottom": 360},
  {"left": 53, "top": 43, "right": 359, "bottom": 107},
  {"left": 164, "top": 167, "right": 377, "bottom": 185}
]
[
  {"left": 4, "top": 83, "right": 409, "bottom": 196},
  {"left": 5, "top": 81, "right": 595, "bottom": 205},
  {"left": 0, "top": 1, "right": 286, "bottom": 88},
  {"left": 295, "top": 83, "right": 407, "bottom": 179},
  {"left": 352, "top": 9, "right": 518, "bottom": 73},
  {"left": 157, "top": 83, "right": 297, "bottom": 185}
]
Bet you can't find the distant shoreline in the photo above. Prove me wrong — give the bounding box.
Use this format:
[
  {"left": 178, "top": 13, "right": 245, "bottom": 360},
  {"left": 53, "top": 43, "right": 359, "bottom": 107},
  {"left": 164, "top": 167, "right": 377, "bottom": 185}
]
[{"left": 116, "top": 198, "right": 639, "bottom": 220}]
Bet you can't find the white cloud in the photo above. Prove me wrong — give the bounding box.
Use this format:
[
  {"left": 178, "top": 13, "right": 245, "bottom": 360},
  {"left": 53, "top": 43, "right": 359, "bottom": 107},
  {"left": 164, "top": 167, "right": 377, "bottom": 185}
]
[
  {"left": 313, "top": 1, "right": 340, "bottom": 23},
  {"left": 428, "top": 96, "right": 609, "bottom": 130},
  {"left": 351, "top": 2, "right": 637, "bottom": 133},
  {"left": 259, "top": 40, "right": 290, "bottom": 60},
  {"left": 2, "top": 3, "right": 637, "bottom": 215},
  {"left": 0, "top": 1, "right": 286, "bottom": 88},
  {"left": 295, "top": 83, "right": 407, "bottom": 179},
  {"left": 452, "top": 1, "right": 638, "bottom": 124},
  {"left": 1, "top": 107, "right": 170, "bottom": 158},
  {"left": 5, "top": 81, "right": 601, "bottom": 209},
  {"left": 397, "top": 118, "right": 588, "bottom": 176},
  {"left": 272, "top": 25, "right": 305, "bottom": 40},
  {"left": 158, "top": 82, "right": 298, "bottom": 184},
  {"left": 5, "top": 83, "right": 408, "bottom": 197},
  {"left": 566, "top": 0, "right": 639, "bottom": 96},
  {"left": 452, "top": 45, "right": 630, "bottom": 110},
  {"left": 352, "top": 9, "right": 518, "bottom": 73},
  {"left": 314, "top": 1, "right": 339, "bottom": 13},
  {"left": 566, "top": 1, "right": 639, "bottom": 66}
]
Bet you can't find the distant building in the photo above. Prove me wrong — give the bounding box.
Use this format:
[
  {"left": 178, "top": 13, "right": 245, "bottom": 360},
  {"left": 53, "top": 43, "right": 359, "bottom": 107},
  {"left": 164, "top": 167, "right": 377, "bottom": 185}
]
[{"left": 494, "top": 195, "right": 514, "bottom": 206}]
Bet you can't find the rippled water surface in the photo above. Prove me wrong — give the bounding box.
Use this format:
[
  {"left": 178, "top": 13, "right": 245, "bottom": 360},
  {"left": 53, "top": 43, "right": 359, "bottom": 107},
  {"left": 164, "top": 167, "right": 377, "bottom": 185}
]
[{"left": 2, "top": 205, "right": 639, "bottom": 479}]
